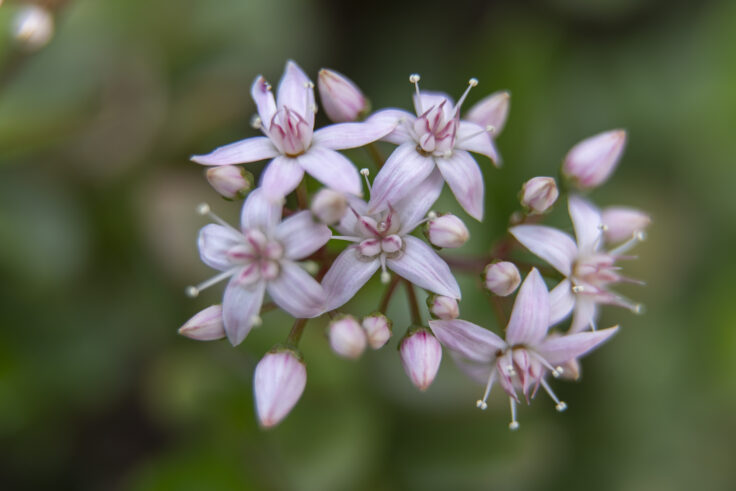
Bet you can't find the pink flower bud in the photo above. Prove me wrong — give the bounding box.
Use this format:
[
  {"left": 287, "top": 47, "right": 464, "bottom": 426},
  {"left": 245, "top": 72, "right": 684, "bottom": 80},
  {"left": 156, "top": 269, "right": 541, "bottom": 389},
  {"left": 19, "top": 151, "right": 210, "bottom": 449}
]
[
  {"left": 318, "top": 68, "right": 369, "bottom": 123},
  {"left": 253, "top": 349, "right": 306, "bottom": 428},
  {"left": 562, "top": 130, "right": 627, "bottom": 190},
  {"left": 361, "top": 313, "right": 392, "bottom": 349},
  {"left": 400, "top": 328, "right": 442, "bottom": 391},
  {"left": 311, "top": 188, "right": 348, "bottom": 225},
  {"left": 205, "top": 165, "right": 254, "bottom": 199},
  {"left": 465, "top": 90, "right": 510, "bottom": 135},
  {"left": 520, "top": 177, "right": 558, "bottom": 214},
  {"left": 426, "top": 214, "right": 469, "bottom": 249},
  {"left": 428, "top": 295, "right": 459, "bottom": 320},
  {"left": 601, "top": 206, "right": 651, "bottom": 243},
  {"left": 328, "top": 315, "right": 367, "bottom": 359},
  {"left": 178, "top": 305, "right": 226, "bottom": 341},
  {"left": 484, "top": 261, "right": 521, "bottom": 297}
]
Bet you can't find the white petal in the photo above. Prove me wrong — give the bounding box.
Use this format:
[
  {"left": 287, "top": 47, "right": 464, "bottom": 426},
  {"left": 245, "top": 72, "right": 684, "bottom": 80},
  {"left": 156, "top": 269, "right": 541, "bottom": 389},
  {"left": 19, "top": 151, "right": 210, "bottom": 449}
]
[
  {"left": 254, "top": 350, "right": 306, "bottom": 428},
  {"left": 465, "top": 90, "right": 510, "bottom": 136},
  {"left": 240, "top": 188, "right": 283, "bottom": 234},
  {"left": 455, "top": 121, "right": 499, "bottom": 165},
  {"left": 277, "top": 60, "right": 314, "bottom": 127},
  {"left": 450, "top": 352, "right": 494, "bottom": 385},
  {"left": 274, "top": 211, "right": 331, "bottom": 259},
  {"left": 510, "top": 225, "right": 578, "bottom": 276},
  {"left": 368, "top": 142, "right": 435, "bottom": 212},
  {"left": 538, "top": 326, "right": 619, "bottom": 366},
  {"left": 549, "top": 279, "right": 575, "bottom": 326},
  {"left": 222, "top": 277, "right": 266, "bottom": 346},
  {"left": 569, "top": 297, "right": 598, "bottom": 334},
  {"left": 414, "top": 91, "right": 454, "bottom": 117},
  {"left": 506, "top": 268, "right": 550, "bottom": 346},
  {"left": 267, "top": 260, "right": 326, "bottom": 318},
  {"left": 396, "top": 168, "right": 444, "bottom": 234},
  {"left": 191, "top": 137, "right": 279, "bottom": 165},
  {"left": 435, "top": 150, "right": 485, "bottom": 221},
  {"left": 321, "top": 247, "right": 380, "bottom": 311},
  {"left": 297, "top": 146, "right": 362, "bottom": 196},
  {"left": 377, "top": 109, "right": 415, "bottom": 144},
  {"left": 197, "top": 224, "right": 241, "bottom": 271},
  {"left": 312, "top": 109, "right": 402, "bottom": 150},
  {"left": 569, "top": 195, "right": 603, "bottom": 253},
  {"left": 429, "top": 319, "right": 504, "bottom": 363},
  {"left": 259, "top": 155, "right": 305, "bottom": 202},
  {"left": 251, "top": 75, "right": 277, "bottom": 125},
  {"left": 334, "top": 196, "right": 369, "bottom": 236},
  {"left": 387, "top": 236, "right": 460, "bottom": 298}
]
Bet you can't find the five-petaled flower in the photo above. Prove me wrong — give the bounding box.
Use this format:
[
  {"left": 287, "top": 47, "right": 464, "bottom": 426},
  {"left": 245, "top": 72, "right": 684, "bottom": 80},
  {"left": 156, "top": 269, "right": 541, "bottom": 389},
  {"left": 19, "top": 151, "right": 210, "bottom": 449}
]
[{"left": 430, "top": 268, "right": 618, "bottom": 429}]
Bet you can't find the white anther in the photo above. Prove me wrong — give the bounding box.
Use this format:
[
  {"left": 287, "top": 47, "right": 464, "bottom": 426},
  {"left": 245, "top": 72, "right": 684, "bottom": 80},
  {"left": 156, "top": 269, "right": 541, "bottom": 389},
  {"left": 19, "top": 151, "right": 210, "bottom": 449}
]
[
  {"left": 572, "top": 285, "right": 585, "bottom": 293},
  {"left": 555, "top": 366, "right": 564, "bottom": 375},
  {"left": 508, "top": 421, "right": 520, "bottom": 430},
  {"left": 251, "top": 315, "right": 263, "bottom": 327},
  {"left": 305, "top": 81, "right": 314, "bottom": 88},
  {"left": 635, "top": 231, "right": 646, "bottom": 241},
  {"left": 360, "top": 168, "right": 370, "bottom": 176},
  {"left": 196, "top": 203, "right": 210, "bottom": 216},
  {"left": 555, "top": 402, "right": 568, "bottom": 412},
  {"left": 506, "top": 365, "right": 515, "bottom": 375},
  {"left": 380, "top": 271, "right": 391, "bottom": 284},
  {"left": 250, "top": 115, "right": 262, "bottom": 129},
  {"left": 185, "top": 286, "right": 199, "bottom": 298},
  {"left": 633, "top": 304, "right": 645, "bottom": 314},
  {"left": 443, "top": 150, "right": 453, "bottom": 158},
  {"left": 476, "top": 400, "right": 488, "bottom": 410},
  {"left": 427, "top": 211, "right": 437, "bottom": 220},
  {"left": 302, "top": 260, "right": 319, "bottom": 274},
  {"left": 468, "top": 77, "right": 478, "bottom": 87},
  {"left": 598, "top": 224, "right": 609, "bottom": 231},
  {"left": 486, "top": 125, "right": 496, "bottom": 134},
  {"left": 409, "top": 74, "right": 421, "bottom": 83},
  {"left": 551, "top": 368, "right": 562, "bottom": 378}
]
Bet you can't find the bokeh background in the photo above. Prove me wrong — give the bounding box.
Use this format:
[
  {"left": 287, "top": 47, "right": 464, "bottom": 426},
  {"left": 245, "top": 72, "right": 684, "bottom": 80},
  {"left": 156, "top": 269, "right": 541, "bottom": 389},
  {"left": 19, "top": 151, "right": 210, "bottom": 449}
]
[{"left": 1, "top": 0, "right": 736, "bottom": 489}]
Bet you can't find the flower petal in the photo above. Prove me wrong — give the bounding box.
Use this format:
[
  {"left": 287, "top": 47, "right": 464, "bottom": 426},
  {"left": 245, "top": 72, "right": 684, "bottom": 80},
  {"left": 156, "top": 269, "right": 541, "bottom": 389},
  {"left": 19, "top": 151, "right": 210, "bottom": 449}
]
[
  {"left": 569, "top": 195, "right": 603, "bottom": 253},
  {"left": 506, "top": 268, "right": 550, "bottom": 346},
  {"left": 260, "top": 155, "right": 305, "bottom": 202},
  {"left": 414, "top": 91, "right": 454, "bottom": 118},
  {"left": 297, "top": 146, "right": 362, "bottom": 196},
  {"left": 455, "top": 121, "right": 500, "bottom": 165},
  {"left": 569, "top": 296, "right": 598, "bottom": 334},
  {"left": 251, "top": 75, "right": 277, "bottom": 125},
  {"left": 312, "top": 109, "right": 402, "bottom": 150},
  {"left": 429, "top": 319, "right": 504, "bottom": 363},
  {"left": 450, "top": 352, "right": 494, "bottom": 385},
  {"left": 277, "top": 60, "right": 314, "bottom": 127},
  {"left": 322, "top": 247, "right": 380, "bottom": 311},
  {"left": 549, "top": 279, "right": 575, "bottom": 326},
  {"left": 538, "top": 326, "right": 619, "bottom": 366},
  {"left": 368, "top": 142, "right": 435, "bottom": 212},
  {"left": 198, "top": 224, "right": 241, "bottom": 271},
  {"left": 378, "top": 109, "right": 416, "bottom": 144},
  {"left": 465, "top": 90, "right": 510, "bottom": 136},
  {"left": 274, "top": 210, "right": 331, "bottom": 259},
  {"left": 435, "top": 150, "right": 485, "bottom": 221},
  {"left": 334, "top": 196, "right": 369, "bottom": 236},
  {"left": 510, "top": 225, "right": 578, "bottom": 276},
  {"left": 240, "top": 188, "right": 283, "bottom": 234},
  {"left": 222, "top": 277, "right": 266, "bottom": 346},
  {"left": 387, "top": 236, "right": 460, "bottom": 298},
  {"left": 191, "top": 137, "right": 279, "bottom": 165},
  {"left": 396, "top": 168, "right": 445, "bottom": 234},
  {"left": 267, "top": 260, "right": 326, "bottom": 318}
]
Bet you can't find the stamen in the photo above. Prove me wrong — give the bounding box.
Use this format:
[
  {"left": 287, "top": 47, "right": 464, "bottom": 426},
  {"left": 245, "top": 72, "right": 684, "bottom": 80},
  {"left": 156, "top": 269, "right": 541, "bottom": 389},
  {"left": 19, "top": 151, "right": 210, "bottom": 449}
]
[
  {"left": 572, "top": 285, "right": 585, "bottom": 293},
  {"left": 250, "top": 115, "right": 262, "bottom": 129},
  {"left": 540, "top": 378, "right": 567, "bottom": 412},
  {"left": 379, "top": 255, "right": 390, "bottom": 284},
  {"left": 531, "top": 351, "right": 563, "bottom": 378},
  {"left": 330, "top": 235, "right": 362, "bottom": 242},
  {"left": 476, "top": 370, "right": 497, "bottom": 410},
  {"left": 633, "top": 303, "right": 645, "bottom": 314},
  {"left": 251, "top": 315, "right": 263, "bottom": 327},
  {"left": 609, "top": 231, "right": 645, "bottom": 256},
  {"left": 196, "top": 203, "right": 241, "bottom": 235},
  {"left": 360, "top": 168, "right": 373, "bottom": 196},
  {"left": 508, "top": 398, "right": 520, "bottom": 430},
  {"left": 301, "top": 260, "right": 319, "bottom": 274},
  {"left": 453, "top": 77, "right": 478, "bottom": 114},
  {"left": 457, "top": 124, "right": 496, "bottom": 143},
  {"left": 409, "top": 73, "right": 422, "bottom": 112},
  {"left": 186, "top": 268, "right": 237, "bottom": 297}
]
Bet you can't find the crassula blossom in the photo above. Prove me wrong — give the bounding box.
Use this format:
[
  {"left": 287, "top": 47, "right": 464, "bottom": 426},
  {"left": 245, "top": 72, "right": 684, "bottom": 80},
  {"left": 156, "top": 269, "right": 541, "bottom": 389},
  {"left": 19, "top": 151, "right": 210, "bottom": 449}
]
[
  {"left": 430, "top": 269, "right": 618, "bottom": 429},
  {"left": 189, "top": 189, "right": 331, "bottom": 345},
  {"left": 562, "top": 130, "right": 627, "bottom": 190},
  {"left": 368, "top": 75, "right": 500, "bottom": 220},
  {"left": 511, "top": 196, "right": 643, "bottom": 333},
  {"left": 191, "top": 61, "right": 397, "bottom": 202},
  {"left": 254, "top": 348, "right": 307, "bottom": 428},
  {"left": 318, "top": 68, "right": 368, "bottom": 123}
]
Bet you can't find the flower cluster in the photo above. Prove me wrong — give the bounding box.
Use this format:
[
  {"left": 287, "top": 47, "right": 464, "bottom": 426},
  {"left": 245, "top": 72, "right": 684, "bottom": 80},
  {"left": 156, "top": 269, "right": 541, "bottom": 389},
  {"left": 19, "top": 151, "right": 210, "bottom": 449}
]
[{"left": 179, "top": 61, "right": 649, "bottom": 429}]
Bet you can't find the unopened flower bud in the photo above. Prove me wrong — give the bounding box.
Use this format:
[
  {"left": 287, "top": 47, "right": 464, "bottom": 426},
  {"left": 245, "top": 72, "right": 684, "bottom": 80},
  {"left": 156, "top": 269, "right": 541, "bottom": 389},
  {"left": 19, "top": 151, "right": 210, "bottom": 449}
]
[
  {"left": 178, "top": 305, "right": 226, "bottom": 341},
  {"left": 361, "top": 313, "right": 392, "bottom": 349},
  {"left": 465, "top": 90, "right": 510, "bottom": 136},
  {"left": 206, "top": 165, "right": 254, "bottom": 199},
  {"left": 520, "top": 177, "right": 558, "bottom": 214},
  {"left": 427, "top": 295, "right": 459, "bottom": 320},
  {"left": 311, "top": 188, "right": 348, "bottom": 225},
  {"left": 328, "top": 315, "right": 367, "bottom": 359},
  {"left": 562, "top": 130, "right": 627, "bottom": 190},
  {"left": 399, "top": 327, "right": 442, "bottom": 391},
  {"left": 318, "top": 69, "right": 369, "bottom": 123},
  {"left": 484, "top": 261, "right": 521, "bottom": 297},
  {"left": 253, "top": 348, "right": 306, "bottom": 428},
  {"left": 13, "top": 6, "right": 54, "bottom": 51},
  {"left": 601, "top": 206, "right": 651, "bottom": 243},
  {"left": 425, "top": 214, "right": 469, "bottom": 249}
]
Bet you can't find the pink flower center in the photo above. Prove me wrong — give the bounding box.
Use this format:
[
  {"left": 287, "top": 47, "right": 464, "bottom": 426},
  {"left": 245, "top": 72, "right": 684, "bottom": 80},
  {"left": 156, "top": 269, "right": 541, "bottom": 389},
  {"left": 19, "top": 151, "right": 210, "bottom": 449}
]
[
  {"left": 267, "top": 107, "right": 312, "bottom": 157},
  {"left": 228, "top": 229, "right": 284, "bottom": 285}
]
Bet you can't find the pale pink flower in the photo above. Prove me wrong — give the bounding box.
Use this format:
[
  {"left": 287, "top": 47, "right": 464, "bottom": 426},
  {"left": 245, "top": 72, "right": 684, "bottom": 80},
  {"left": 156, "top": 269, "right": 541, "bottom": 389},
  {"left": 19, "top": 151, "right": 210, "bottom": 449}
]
[
  {"left": 318, "top": 68, "right": 368, "bottom": 123},
  {"left": 178, "top": 304, "right": 226, "bottom": 341},
  {"left": 430, "top": 268, "right": 618, "bottom": 429},
  {"left": 601, "top": 206, "right": 651, "bottom": 244},
  {"left": 206, "top": 165, "right": 254, "bottom": 200},
  {"left": 483, "top": 261, "right": 521, "bottom": 297},
  {"left": 310, "top": 188, "right": 348, "bottom": 225},
  {"left": 362, "top": 313, "right": 392, "bottom": 349},
  {"left": 328, "top": 315, "right": 367, "bottom": 359},
  {"left": 511, "top": 196, "right": 644, "bottom": 333},
  {"left": 321, "top": 170, "right": 460, "bottom": 311},
  {"left": 562, "top": 130, "right": 627, "bottom": 190},
  {"left": 254, "top": 348, "right": 306, "bottom": 428},
  {"left": 368, "top": 75, "right": 500, "bottom": 220},
  {"left": 400, "top": 327, "right": 443, "bottom": 391},
  {"left": 520, "top": 176, "right": 558, "bottom": 214},
  {"left": 192, "top": 61, "right": 398, "bottom": 202},
  {"left": 189, "top": 189, "right": 331, "bottom": 346},
  {"left": 426, "top": 213, "right": 469, "bottom": 248}
]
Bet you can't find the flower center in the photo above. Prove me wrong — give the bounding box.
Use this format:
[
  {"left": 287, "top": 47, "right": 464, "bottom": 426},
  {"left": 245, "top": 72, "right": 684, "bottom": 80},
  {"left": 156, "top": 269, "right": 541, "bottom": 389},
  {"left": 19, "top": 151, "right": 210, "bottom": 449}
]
[
  {"left": 228, "top": 229, "right": 285, "bottom": 285},
  {"left": 268, "top": 106, "right": 312, "bottom": 157}
]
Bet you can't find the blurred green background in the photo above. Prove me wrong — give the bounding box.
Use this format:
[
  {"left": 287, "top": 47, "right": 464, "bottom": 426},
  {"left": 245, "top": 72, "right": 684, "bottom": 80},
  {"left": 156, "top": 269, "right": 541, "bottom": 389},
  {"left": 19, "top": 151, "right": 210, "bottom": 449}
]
[{"left": 1, "top": 0, "right": 735, "bottom": 489}]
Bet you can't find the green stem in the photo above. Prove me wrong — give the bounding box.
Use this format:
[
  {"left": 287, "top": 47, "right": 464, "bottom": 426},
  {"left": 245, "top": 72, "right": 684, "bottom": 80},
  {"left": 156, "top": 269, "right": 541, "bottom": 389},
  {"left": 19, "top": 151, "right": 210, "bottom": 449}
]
[
  {"left": 286, "top": 318, "right": 308, "bottom": 346},
  {"left": 296, "top": 180, "right": 308, "bottom": 210},
  {"left": 378, "top": 274, "right": 401, "bottom": 312},
  {"left": 366, "top": 143, "right": 385, "bottom": 169},
  {"left": 403, "top": 280, "right": 422, "bottom": 325}
]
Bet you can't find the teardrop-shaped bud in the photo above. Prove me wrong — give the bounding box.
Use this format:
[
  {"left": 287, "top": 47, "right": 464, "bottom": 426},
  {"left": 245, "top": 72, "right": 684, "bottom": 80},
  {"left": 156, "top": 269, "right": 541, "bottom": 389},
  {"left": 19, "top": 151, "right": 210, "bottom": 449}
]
[
  {"left": 399, "top": 327, "right": 442, "bottom": 391},
  {"left": 361, "top": 313, "right": 392, "bottom": 349},
  {"left": 318, "top": 68, "right": 369, "bottom": 123},
  {"left": 426, "top": 214, "right": 469, "bottom": 249},
  {"left": 328, "top": 315, "right": 367, "bottom": 359},
  {"left": 253, "top": 348, "right": 307, "bottom": 428},
  {"left": 601, "top": 206, "right": 651, "bottom": 243},
  {"left": 178, "top": 305, "right": 226, "bottom": 341},
  {"left": 427, "top": 294, "right": 459, "bottom": 320},
  {"left": 562, "top": 130, "right": 627, "bottom": 190},
  {"left": 206, "top": 165, "right": 254, "bottom": 199},
  {"left": 483, "top": 261, "right": 521, "bottom": 297},
  {"left": 311, "top": 188, "right": 348, "bottom": 225},
  {"left": 520, "top": 177, "right": 558, "bottom": 214}
]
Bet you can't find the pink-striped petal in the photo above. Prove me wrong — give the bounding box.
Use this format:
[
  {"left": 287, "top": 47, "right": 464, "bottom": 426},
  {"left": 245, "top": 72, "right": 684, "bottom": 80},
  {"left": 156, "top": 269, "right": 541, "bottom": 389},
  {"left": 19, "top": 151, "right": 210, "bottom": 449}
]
[
  {"left": 387, "top": 236, "right": 460, "bottom": 298},
  {"left": 396, "top": 168, "right": 444, "bottom": 234},
  {"left": 413, "top": 91, "right": 454, "bottom": 118},
  {"left": 569, "top": 195, "right": 603, "bottom": 253},
  {"left": 198, "top": 224, "right": 241, "bottom": 271},
  {"left": 569, "top": 297, "right": 598, "bottom": 334},
  {"left": 510, "top": 225, "right": 578, "bottom": 276},
  {"left": 260, "top": 155, "right": 305, "bottom": 202},
  {"left": 378, "top": 109, "right": 415, "bottom": 144},
  {"left": 455, "top": 121, "right": 500, "bottom": 165},
  {"left": 222, "top": 276, "right": 266, "bottom": 346},
  {"left": 538, "top": 326, "right": 619, "bottom": 366},
  {"left": 267, "top": 260, "right": 325, "bottom": 318},
  {"left": 254, "top": 350, "right": 306, "bottom": 428},
  {"left": 297, "top": 146, "right": 362, "bottom": 197},
  {"left": 334, "top": 195, "right": 369, "bottom": 236},
  {"left": 368, "top": 142, "right": 436, "bottom": 212},
  {"left": 240, "top": 188, "right": 282, "bottom": 234},
  {"left": 274, "top": 211, "right": 331, "bottom": 260},
  {"left": 251, "top": 75, "right": 277, "bottom": 125},
  {"left": 312, "top": 109, "right": 402, "bottom": 150},
  {"left": 277, "top": 60, "right": 314, "bottom": 127},
  {"left": 429, "top": 319, "right": 505, "bottom": 363},
  {"left": 435, "top": 150, "right": 485, "bottom": 221},
  {"left": 191, "top": 137, "right": 279, "bottom": 166},
  {"left": 506, "top": 268, "right": 550, "bottom": 345},
  {"left": 322, "top": 247, "right": 380, "bottom": 311},
  {"left": 449, "top": 352, "right": 494, "bottom": 385},
  {"left": 549, "top": 279, "right": 575, "bottom": 326},
  {"left": 465, "top": 90, "right": 510, "bottom": 135}
]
